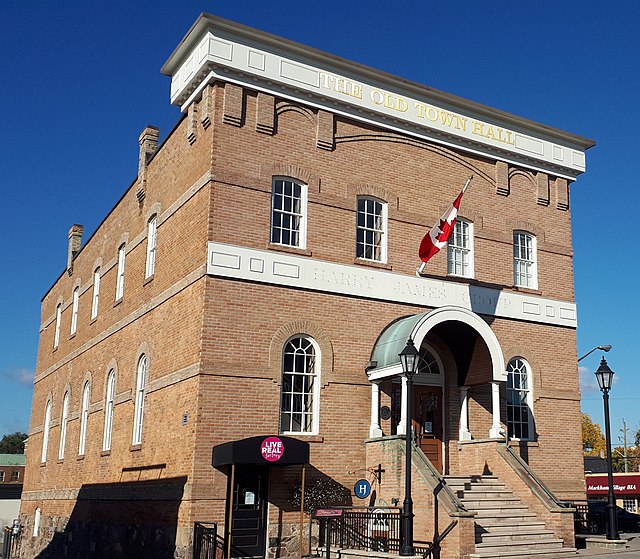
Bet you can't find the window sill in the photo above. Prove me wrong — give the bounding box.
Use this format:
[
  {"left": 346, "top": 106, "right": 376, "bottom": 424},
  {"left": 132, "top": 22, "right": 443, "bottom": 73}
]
[
  {"left": 77, "top": 454, "right": 85, "bottom": 461},
  {"left": 267, "top": 243, "right": 312, "bottom": 257},
  {"left": 446, "top": 274, "right": 476, "bottom": 283},
  {"left": 130, "top": 444, "right": 142, "bottom": 452},
  {"left": 353, "top": 258, "right": 392, "bottom": 271},
  {"left": 282, "top": 434, "right": 324, "bottom": 443},
  {"left": 90, "top": 316, "right": 97, "bottom": 325},
  {"left": 100, "top": 450, "right": 111, "bottom": 457},
  {"left": 513, "top": 286, "right": 542, "bottom": 296},
  {"left": 113, "top": 297, "right": 123, "bottom": 307},
  {"left": 57, "top": 459, "right": 64, "bottom": 464},
  {"left": 69, "top": 333, "right": 76, "bottom": 340},
  {"left": 143, "top": 274, "right": 155, "bottom": 286},
  {"left": 508, "top": 440, "right": 539, "bottom": 447}
]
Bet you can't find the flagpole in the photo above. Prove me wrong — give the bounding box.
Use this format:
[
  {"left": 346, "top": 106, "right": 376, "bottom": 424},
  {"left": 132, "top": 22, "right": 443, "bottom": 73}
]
[{"left": 416, "top": 175, "right": 473, "bottom": 276}]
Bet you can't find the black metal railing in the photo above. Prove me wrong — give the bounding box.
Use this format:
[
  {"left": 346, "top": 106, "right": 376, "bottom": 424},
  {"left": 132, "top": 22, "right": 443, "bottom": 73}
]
[
  {"left": 193, "top": 521, "right": 219, "bottom": 559},
  {"left": 318, "top": 508, "right": 430, "bottom": 555},
  {"left": 574, "top": 503, "right": 589, "bottom": 534}
]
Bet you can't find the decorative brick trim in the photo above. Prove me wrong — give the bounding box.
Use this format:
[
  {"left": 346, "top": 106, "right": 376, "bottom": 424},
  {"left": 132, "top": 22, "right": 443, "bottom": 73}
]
[
  {"left": 187, "top": 101, "right": 198, "bottom": 144},
  {"left": 495, "top": 160, "right": 509, "bottom": 196},
  {"left": 500, "top": 346, "right": 543, "bottom": 402},
  {"left": 200, "top": 84, "right": 214, "bottom": 129},
  {"left": 275, "top": 101, "right": 314, "bottom": 124},
  {"left": 145, "top": 202, "right": 162, "bottom": 224},
  {"left": 268, "top": 320, "right": 334, "bottom": 385},
  {"left": 508, "top": 168, "right": 536, "bottom": 199},
  {"left": 555, "top": 177, "right": 569, "bottom": 211},
  {"left": 223, "top": 83, "right": 244, "bottom": 127},
  {"left": 316, "top": 110, "right": 334, "bottom": 150},
  {"left": 507, "top": 219, "right": 545, "bottom": 242},
  {"left": 350, "top": 183, "right": 398, "bottom": 210},
  {"left": 536, "top": 172, "right": 549, "bottom": 206},
  {"left": 256, "top": 93, "right": 275, "bottom": 135},
  {"left": 260, "top": 163, "right": 320, "bottom": 194}
]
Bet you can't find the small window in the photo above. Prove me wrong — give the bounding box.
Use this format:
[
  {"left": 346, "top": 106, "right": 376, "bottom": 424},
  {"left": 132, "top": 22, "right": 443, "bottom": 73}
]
[
  {"left": 70, "top": 287, "right": 79, "bottom": 335},
  {"left": 103, "top": 370, "right": 116, "bottom": 451},
  {"left": 58, "top": 392, "right": 70, "bottom": 460},
  {"left": 91, "top": 268, "right": 100, "bottom": 319},
  {"left": 513, "top": 231, "right": 537, "bottom": 289},
  {"left": 0, "top": 471, "right": 5, "bottom": 482},
  {"left": 53, "top": 304, "right": 62, "bottom": 349},
  {"left": 506, "top": 357, "right": 534, "bottom": 441},
  {"left": 41, "top": 401, "right": 52, "bottom": 463},
  {"left": 78, "top": 381, "right": 90, "bottom": 455},
  {"left": 115, "top": 244, "right": 126, "bottom": 300},
  {"left": 145, "top": 216, "right": 157, "bottom": 279},
  {"left": 271, "top": 178, "right": 307, "bottom": 248},
  {"left": 10, "top": 471, "right": 19, "bottom": 482},
  {"left": 132, "top": 355, "right": 147, "bottom": 445},
  {"left": 280, "top": 337, "right": 319, "bottom": 434},
  {"left": 33, "top": 507, "right": 41, "bottom": 537},
  {"left": 356, "top": 197, "right": 387, "bottom": 262},
  {"left": 448, "top": 219, "right": 473, "bottom": 278},
  {"left": 623, "top": 498, "right": 637, "bottom": 513}
]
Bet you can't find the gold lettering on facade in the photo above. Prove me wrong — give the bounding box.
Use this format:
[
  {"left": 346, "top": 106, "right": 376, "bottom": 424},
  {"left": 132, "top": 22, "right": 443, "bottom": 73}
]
[{"left": 319, "top": 72, "right": 363, "bottom": 100}]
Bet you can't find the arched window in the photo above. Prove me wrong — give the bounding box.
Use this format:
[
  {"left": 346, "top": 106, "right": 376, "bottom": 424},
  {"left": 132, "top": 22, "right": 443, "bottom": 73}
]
[
  {"left": 70, "top": 287, "right": 79, "bottom": 335},
  {"left": 78, "top": 381, "right": 90, "bottom": 455},
  {"left": 356, "top": 196, "right": 387, "bottom": 263},
  {"left": 91, "top": 268, "right": 101, "bottom": 319},
  {"left": 448, "top": 219, "right": 473, "bottom": 278},
  {"left": 145, "top": 215, "right": 157, "bottom": 278},
  {"left": 58, "top": 392, "right": 70, "bottom": 460},
  {"left": 279, "top": 337, "right": 319, "bottom": 434},
  {"left": 41, "top": 401, "right": 52, "bottom": 463},
  {"left": 115, "top": 244, "right": 126, "bottom": 300},
  {"left": 132, "top": 355, "right": 147, "bottom": 445},
  {"left": 33, "top": 507, "right": 41, "bottom": 537},
  {"left": 53, "top": 304, "right": 62, "bottom": 349},
  {"left": 506, "top": 357, "right": 534, "bottom": 440},
  {"left": 103, "top": 370, "right": 116, "bottom": 451}
]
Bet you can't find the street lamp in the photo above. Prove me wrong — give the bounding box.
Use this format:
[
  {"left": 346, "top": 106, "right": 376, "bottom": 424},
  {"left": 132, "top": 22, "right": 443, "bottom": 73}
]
[
  {"left": 399, "top": 338, "right": 419, "bottom": 556},
  {"left": 594, "top": 357, "right": 620, "bottom": 541},
  {"left": 578, "top": 344, "right": 612, "bottom": 362}
]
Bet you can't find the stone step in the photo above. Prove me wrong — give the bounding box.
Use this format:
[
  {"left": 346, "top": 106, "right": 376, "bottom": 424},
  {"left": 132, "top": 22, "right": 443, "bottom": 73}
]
[
  {"left": 458, "top": 490, "right": 515, "bottom": 499},
  {"left": 476, "top": 521, "right": 548, "bottom": 534},
  {"left": 469, "top": 548, "right": 577, "bottom": 559},
  {"left": 461, "top": 498, "right": 523, "bottom": 508},
  {"left": 477, "top": 529, "right": 556, "bottom": 542},
  {"left": 473, "top": 509, "right": 535, "bottom": 520},
  {"left": 476, "top": 538, "right": 564, "bottom": 552}
]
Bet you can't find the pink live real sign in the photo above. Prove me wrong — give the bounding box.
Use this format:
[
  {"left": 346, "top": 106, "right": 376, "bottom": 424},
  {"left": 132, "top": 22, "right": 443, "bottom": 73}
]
[{"left": 261, "top": 437, "right": 284, "bottom": 462}]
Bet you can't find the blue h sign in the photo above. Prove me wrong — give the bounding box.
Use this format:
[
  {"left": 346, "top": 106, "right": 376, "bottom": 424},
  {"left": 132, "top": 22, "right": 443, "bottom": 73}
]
[{"left": 354, "top": 479, "right": 371, "bottom": 499}]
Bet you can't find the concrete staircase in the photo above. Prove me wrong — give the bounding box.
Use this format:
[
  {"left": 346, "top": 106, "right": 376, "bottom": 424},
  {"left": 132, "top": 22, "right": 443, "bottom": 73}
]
[{"left": 445, "top": 474, "right": 577, "bottom": 559}]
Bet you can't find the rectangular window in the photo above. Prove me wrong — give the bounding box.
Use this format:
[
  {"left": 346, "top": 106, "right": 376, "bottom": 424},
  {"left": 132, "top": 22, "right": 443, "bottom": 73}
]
[
  {"left": 145, "top": 216, "right": 157, "bottom": 278},
  {"left": 514, "top": 232, "right": 537, "bottom": 289},
  {"left": 356, "top": 197, "right": 387, "bottom": 262},
  {"left": 70, "top": 287, "right": 79, "bottom": 335},
  {"left": 10, "top": 471, "right": 19, "bottom": 482},
  {"left": 447, "top": 219, "right": 473, "bottom": 277},
  {"left": 54, "top": 304, "right": 62, "bottom": 348},
  {"left": 91, "top": 269, "right": 100, "bottom": 319},
  {"left": 623, "top": 498, "right": 637, "bottom": 513},
  {"left": 115, "top": 244, "right": 126, "bottom": 300},
  {"left": 271, "top": 179, "right": 307, "bottom": 248},
  {"left": 0, "top": 471, "right": 4, "bottom": 482}
]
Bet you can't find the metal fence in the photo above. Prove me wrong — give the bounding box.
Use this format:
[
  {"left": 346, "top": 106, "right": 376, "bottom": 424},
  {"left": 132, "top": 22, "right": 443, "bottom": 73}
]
[{"left": 193, "top": 521, "right": 219, "bottom": 559}]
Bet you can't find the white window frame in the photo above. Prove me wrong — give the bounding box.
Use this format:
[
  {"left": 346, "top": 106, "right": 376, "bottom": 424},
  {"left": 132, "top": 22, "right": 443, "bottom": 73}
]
[
  {"left": 356, "top": 196, "right": 388, "bottom": 263},
  {"left": 41, "top": 401, "right": 52, "bottom": 463},
  {"left": 270, "top": 178, "right": 308, "bottom": 249},
  {"left": 53, "top": 304, "right": 62, "bottom": 349},
  {"left": 145, "top": 216, "right": 157, "bottom": 279},
  {"left": 506, "top": 357, "right": 534, "bottom": 441},
  {"left": 132, "top": 356, "right": 147, "bottom": 445},
  {"left": 279, "top": 336, "right": 320, "bottom": 435},
  {"left": 58, "top": 392, "right": 70, "bottom": 460},
  {"left": 102, "top": 370, "right": 116, "bottom": 451},
  {"left": 70, "top": 287, "right": 79, "bottom": 335},
  {"left": 91, "top": 268, "right": 100, "bottom": 319},
  {"left": 513, "top": 231, "right": 537, "bottom": 289},
  {"left": 447, "top": 219, "right": 474, "bottom": 278},
  {"left": 33, "top": 507, "right": 41, "bottom": 537},
  {"left": 78, "top": 381, "right": 90, "bottom": 455},
  {"left": 115, "top": 244, "right": 126, "bottom": 300}
]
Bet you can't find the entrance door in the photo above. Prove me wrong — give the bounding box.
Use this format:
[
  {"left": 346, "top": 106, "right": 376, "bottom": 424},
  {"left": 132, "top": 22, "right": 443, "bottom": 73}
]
[
  {"left": 413, "top": 385, "right": 443, "bottom": 473},
  {"left": 228, "top": 465, "right": 269, "bottom": 558}
]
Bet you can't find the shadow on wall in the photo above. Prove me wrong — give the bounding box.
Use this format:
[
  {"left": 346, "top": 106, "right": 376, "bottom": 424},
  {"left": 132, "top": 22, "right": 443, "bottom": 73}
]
[{"left": 33, "top": 476, "right": 187, "bottom": 559}]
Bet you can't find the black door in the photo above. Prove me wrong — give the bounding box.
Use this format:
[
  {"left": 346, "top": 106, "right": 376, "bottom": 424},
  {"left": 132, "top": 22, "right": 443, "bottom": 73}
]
[{"left": 228, "top": 465, "right": 269, "bottom": 558}]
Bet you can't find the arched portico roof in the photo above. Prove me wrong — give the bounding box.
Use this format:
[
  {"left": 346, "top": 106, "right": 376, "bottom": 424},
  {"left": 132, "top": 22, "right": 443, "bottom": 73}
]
[{"left": 368, "top": 306, "right": 506, "bottom": 382}]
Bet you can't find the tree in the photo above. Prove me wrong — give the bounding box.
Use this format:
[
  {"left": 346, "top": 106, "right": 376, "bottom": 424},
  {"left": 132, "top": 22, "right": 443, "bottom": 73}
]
[
  {"left": 0, "top": 432, "right": 27, "bottom": 454},
  {"left": 582, "top": 413, "right": 606, "bottom": 456}
]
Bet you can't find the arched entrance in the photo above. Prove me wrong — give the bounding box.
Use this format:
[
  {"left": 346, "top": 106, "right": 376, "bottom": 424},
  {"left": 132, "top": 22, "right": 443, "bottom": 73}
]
[{"left": 367, "top": 306, "right": 507, "bottom": 474}]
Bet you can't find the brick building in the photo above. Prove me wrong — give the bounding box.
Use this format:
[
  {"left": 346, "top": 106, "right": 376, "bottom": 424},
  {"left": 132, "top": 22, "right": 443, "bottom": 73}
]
[{"left": 19, "top": 13, "right": 593, "bottom": 559}]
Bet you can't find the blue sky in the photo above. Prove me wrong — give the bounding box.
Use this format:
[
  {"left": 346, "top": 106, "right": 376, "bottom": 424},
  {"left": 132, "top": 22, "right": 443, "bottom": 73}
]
[{"left": 1, "top": 1, "right": 638, "bottom": 444}]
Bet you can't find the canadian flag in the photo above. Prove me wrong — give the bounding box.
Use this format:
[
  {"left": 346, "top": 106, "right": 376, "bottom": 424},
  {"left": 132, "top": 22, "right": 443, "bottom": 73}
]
[{"left": 418, "top": 176, "right": 473, "bottom": 274}]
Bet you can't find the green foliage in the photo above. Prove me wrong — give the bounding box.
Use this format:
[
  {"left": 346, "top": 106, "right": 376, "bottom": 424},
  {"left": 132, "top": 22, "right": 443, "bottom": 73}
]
[{"left": 0, "top": 432, "right": 27, "bottom": 454}]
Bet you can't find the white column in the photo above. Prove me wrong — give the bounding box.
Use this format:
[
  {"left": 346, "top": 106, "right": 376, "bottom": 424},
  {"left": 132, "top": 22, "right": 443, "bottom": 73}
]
[
  {"left": 489, "top": 381, "right": 503, "bottom": 439},
  {"left": 397, "top": 376, "right": 408, "bottom": 435},
  {"left": 459, "top": 386, "right": 472, "bottom": 441},
  {"left": 369, "top": 382, "right": 383, "bottom": 438}
]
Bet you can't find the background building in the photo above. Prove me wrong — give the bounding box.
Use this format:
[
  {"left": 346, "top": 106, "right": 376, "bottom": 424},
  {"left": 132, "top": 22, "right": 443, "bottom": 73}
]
[
  {"left": 19, "top": 13, "right": 593, "bottom": 559},
  {"left": 0, "top": 454, "right": 25, "bottom": 539}
]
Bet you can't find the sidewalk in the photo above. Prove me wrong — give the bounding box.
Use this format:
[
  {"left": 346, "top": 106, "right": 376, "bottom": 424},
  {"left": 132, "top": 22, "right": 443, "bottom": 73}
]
[{"left": 576, "top": 533, "right": 640, "bottom": 557}]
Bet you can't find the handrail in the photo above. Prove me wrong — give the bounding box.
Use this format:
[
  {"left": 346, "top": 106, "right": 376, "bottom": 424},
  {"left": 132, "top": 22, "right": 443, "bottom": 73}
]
[
  {"left": 498, "top": 441, "right": 572, "bottom": 509},
  {"left": 422, "top": 520, "right": 458, "bottom": 559},
  {"left": 410, "top": 441, "right": 467, "bottom": 513}
]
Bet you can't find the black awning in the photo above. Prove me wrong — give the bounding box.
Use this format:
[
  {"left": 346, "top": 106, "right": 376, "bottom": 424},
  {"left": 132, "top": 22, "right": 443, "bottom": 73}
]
[{"left": 212, "top": 435, "right": 310, "bottom": 467}]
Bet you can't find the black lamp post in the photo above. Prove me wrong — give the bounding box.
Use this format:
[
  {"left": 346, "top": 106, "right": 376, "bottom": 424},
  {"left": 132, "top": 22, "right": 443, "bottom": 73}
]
[
  {"left": 594, "top": 357, "right": 620, "bottom": 541},
  {"left": 578, "top": 344, "right": 612, "bottom": 362},
  {"left": 399, "top": 338, "right": 419, "bottom": 556}
]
